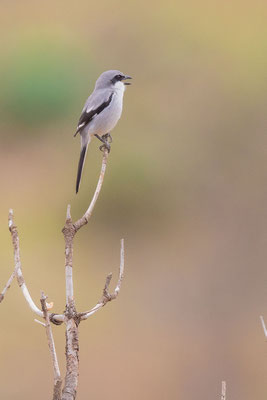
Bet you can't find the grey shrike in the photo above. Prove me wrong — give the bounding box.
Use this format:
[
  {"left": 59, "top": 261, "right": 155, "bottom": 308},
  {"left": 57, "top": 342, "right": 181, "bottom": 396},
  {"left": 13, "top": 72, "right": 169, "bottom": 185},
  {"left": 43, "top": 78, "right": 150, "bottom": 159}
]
[{"left": 74, "top": 70, "right": 132, "bottom": 193}]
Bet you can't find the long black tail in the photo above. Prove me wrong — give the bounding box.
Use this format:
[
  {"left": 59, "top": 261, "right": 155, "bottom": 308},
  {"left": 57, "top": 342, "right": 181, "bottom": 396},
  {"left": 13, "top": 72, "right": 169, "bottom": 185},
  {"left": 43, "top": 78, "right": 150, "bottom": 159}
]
[{"left": 76, "top": 145, "right": 87, "bottom": 193}]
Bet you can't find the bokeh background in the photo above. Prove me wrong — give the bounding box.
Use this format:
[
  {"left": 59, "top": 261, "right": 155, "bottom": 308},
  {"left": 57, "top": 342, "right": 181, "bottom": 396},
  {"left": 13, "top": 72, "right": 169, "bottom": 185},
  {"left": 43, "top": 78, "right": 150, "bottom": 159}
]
[{"left": 0, "top": 1, "right": 267, "bottom": 399}]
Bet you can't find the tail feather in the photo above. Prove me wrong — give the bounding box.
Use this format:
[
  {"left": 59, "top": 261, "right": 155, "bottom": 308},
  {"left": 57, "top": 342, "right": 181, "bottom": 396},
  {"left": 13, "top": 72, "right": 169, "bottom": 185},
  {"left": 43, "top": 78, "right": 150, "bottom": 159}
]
[{"left": 76, "top": 145, "right": 88, "bottom": 193}]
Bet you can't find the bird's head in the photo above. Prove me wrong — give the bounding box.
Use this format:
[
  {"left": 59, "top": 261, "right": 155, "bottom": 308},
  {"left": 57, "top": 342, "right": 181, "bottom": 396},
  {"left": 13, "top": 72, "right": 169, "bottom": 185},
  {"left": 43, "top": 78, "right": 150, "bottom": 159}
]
[{"left": 95, "top": 70, "right": 132, "bottom": 90}]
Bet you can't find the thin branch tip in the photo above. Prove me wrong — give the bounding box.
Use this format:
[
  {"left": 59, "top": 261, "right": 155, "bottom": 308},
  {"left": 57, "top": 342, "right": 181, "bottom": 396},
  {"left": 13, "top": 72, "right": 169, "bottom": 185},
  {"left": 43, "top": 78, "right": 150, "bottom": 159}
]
[
  {"left": 119, "top": 238, "right": 125, "bottom": 278},
  {"left": 120, "top": 238, "right": 124, "bottom": 260},
  {"left": 80, "top": 239, "right": 125, "bottom": 320},
  {"left": 221, "top": 380, "right": 226, "bottom": 399},
  {"left": 260, "top": 315, "right": 267, "bottom": 337},
  {"left": 8, "top": 209, "right": 14, "bottom": 229},
  {"left": 34, "top": 318, "right": 46, "bottom": 327},
  {"left": 104, "top": 273, "right": 113, "bottom": 293},
  {"left": 66, "top": 204, "right": 72, "bottom": 220}
]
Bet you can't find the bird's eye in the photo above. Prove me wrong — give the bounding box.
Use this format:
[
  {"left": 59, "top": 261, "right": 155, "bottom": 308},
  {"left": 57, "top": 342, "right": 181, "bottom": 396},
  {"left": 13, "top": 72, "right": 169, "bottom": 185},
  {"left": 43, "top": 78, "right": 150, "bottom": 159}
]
[{"left": 111, "top": 74, "right": 123, "bottom": 84}]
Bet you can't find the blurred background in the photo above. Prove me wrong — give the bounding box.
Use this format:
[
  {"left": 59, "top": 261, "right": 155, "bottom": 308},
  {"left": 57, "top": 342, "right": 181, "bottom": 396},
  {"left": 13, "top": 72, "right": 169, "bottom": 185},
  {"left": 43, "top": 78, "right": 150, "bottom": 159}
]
[{"left": 0, "top": 1, "right": 266, "bottom": 399}]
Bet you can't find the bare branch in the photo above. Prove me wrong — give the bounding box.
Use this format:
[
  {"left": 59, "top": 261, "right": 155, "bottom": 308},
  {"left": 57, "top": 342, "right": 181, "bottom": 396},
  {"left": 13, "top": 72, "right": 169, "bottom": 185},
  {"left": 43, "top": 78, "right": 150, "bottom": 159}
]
[
  {"left": 61, "top": 316, "right": 79, "bottom": 400},
  {"left": 260, "top": 315, "right": 267, "bottom": 338},
  {"left": 62, "top": 150, "right": 109, "bottom": 307},
  {"left": 9, "top": 209, "right": 42, "bottom": 316},
  {"left": 0, "top": 212, "right": 20, "bottom": 302},
  {"left": 221, "top": 381, "right": 226, "bottom": 400},
  {"left": 115, "top": 238, "right": 125, "bottom": 295},
  {"left": 60, "top": 150, "right": 112, "bottom": 400},
  {"left": 5, "top": 147, "right": 123, "bottom": 400},
  {"left": 3, "top": 127, "right": 125, "bottom": 400},
  {"left": 8, "top": 209, "right": 64, "bottom": 324},
  {"left": 62, "top": 205, "right": 75, "bottom": 307},
  {"left": 40, "top": 292, "right": 62, "bottom": 400},
  {"left": 80, "top": 238, "right": 125, "bottom": 320},
  {"left": 73, "top": 149, "right": 109, "bottom": 232}
]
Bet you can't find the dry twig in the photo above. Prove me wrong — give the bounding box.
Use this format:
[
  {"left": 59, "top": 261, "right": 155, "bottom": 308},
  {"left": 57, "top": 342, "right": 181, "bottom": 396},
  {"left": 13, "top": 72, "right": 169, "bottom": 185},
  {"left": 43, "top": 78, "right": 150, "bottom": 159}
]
[
  {"left": 60, "top": 149, "right": 124, "bottom": 400},
  {"left": 7, "top": 209, "right": 64, "bottom": 324},
  {"left": 260, "top": 315, "right": 267, "bottom": 338},
  {"left": 80, "top": 238, "right": 124, "bottom": 320},
  {"left": 3, "top": 148, "right": 125, "bottom": 400},
  {"left": 221, "top": 381, "right": 226, "bottom": 400},
  {"left": 40, "top": 292, "right": 62, "bottom": 400},
  {"left": 73, "top": 149, "right": 108, "bottom": 232}
]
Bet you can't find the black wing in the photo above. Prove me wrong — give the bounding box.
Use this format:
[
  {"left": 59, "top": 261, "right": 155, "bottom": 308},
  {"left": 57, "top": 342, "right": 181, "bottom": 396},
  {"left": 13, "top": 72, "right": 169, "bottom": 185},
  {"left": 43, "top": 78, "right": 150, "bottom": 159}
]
[{"left": 74, "top": 93, "right": 114, "bottom": 136}]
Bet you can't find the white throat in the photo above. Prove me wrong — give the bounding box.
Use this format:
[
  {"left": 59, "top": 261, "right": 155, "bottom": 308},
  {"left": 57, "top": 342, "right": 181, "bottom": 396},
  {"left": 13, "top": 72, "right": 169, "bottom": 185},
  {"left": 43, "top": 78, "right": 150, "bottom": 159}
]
[{"left": 113, "top": 81, "right": 126, "bottom": 94}]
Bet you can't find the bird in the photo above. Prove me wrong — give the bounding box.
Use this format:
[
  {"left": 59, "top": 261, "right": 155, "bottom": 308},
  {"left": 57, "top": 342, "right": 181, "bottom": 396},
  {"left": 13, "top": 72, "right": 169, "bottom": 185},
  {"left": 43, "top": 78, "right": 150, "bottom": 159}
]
[{"left": 74, "top": 70, "right": 132, "bottom": 193}]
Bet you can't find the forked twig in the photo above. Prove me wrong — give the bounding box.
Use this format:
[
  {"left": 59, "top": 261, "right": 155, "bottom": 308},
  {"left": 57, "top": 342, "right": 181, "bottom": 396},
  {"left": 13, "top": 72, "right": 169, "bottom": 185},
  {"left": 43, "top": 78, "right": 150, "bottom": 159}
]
[
  {"left": 4, "top": 148, "right": 125, "bottom": 400},
  {"left": 80, "top": 238, "right": 124, "bottom": 320},
  {"left": 61, "top": 149, "right": 125, "bottom": 400},
  {"left": 62, "top": 150, "right": 109, "bottom": 307}
]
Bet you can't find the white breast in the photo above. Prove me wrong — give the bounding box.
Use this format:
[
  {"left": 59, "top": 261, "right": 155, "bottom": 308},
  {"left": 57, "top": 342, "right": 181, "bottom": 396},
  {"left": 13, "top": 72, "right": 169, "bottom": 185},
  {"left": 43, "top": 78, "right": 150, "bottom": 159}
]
[{"left": 88, "top": 82, "right": 125, "bottom": 136}]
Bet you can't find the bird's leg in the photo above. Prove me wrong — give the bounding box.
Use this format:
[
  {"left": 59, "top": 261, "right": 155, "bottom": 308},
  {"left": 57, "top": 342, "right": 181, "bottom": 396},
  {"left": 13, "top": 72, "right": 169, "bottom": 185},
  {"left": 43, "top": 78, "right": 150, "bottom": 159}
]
[
  {"left": 94, "top": 134, "right": 111, "bottom": 153},
  {"left": 94, "top": 134, "right": 107, "bottom": 144},
  {"left": 102, "top": 133, "right": 113, "bottom": 143}
]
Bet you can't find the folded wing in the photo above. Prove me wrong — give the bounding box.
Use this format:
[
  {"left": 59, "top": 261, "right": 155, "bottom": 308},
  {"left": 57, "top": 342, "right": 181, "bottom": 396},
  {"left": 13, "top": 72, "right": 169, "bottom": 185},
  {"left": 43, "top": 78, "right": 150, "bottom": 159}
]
[{"left": 74, "top": 91, "right": 114, "bottom": 137}]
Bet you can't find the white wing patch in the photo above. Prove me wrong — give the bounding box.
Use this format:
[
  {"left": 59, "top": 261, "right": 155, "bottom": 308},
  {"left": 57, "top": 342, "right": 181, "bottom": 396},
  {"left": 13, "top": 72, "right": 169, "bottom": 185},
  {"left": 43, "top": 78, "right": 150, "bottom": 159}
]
[
  {"left": 78, "top": 122, "right": 85, "bottom": 129},
  {"left": 77, "top": 107, "right": 94, "bottom": 130}
]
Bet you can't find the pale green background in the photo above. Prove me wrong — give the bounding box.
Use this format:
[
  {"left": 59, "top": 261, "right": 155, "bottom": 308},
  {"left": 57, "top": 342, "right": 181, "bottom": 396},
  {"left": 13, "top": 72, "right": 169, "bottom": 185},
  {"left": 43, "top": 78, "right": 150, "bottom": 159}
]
[{"left": 0, "top": 1, "right": 267, "bottom": 399}]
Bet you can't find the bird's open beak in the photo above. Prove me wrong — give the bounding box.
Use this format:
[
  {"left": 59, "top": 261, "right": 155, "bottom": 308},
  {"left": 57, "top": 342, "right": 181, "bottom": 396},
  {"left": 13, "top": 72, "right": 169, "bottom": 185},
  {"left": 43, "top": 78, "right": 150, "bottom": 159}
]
[{"left": 123, "top": 75, "right": 132, "bottom": 85}]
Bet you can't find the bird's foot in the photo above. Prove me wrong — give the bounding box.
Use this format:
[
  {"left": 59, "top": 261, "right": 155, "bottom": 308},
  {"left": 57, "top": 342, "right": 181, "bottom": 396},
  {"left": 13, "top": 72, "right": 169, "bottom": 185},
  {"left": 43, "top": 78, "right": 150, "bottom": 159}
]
[
  {"left": 99, "top": 142, "right": 111, "bottom": 153},
  {"left": 95, "top": 133, "right": 111, "bottom": 153},
  {"left": 102, "top": 133, "right": 113, "bottom": 143}
]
